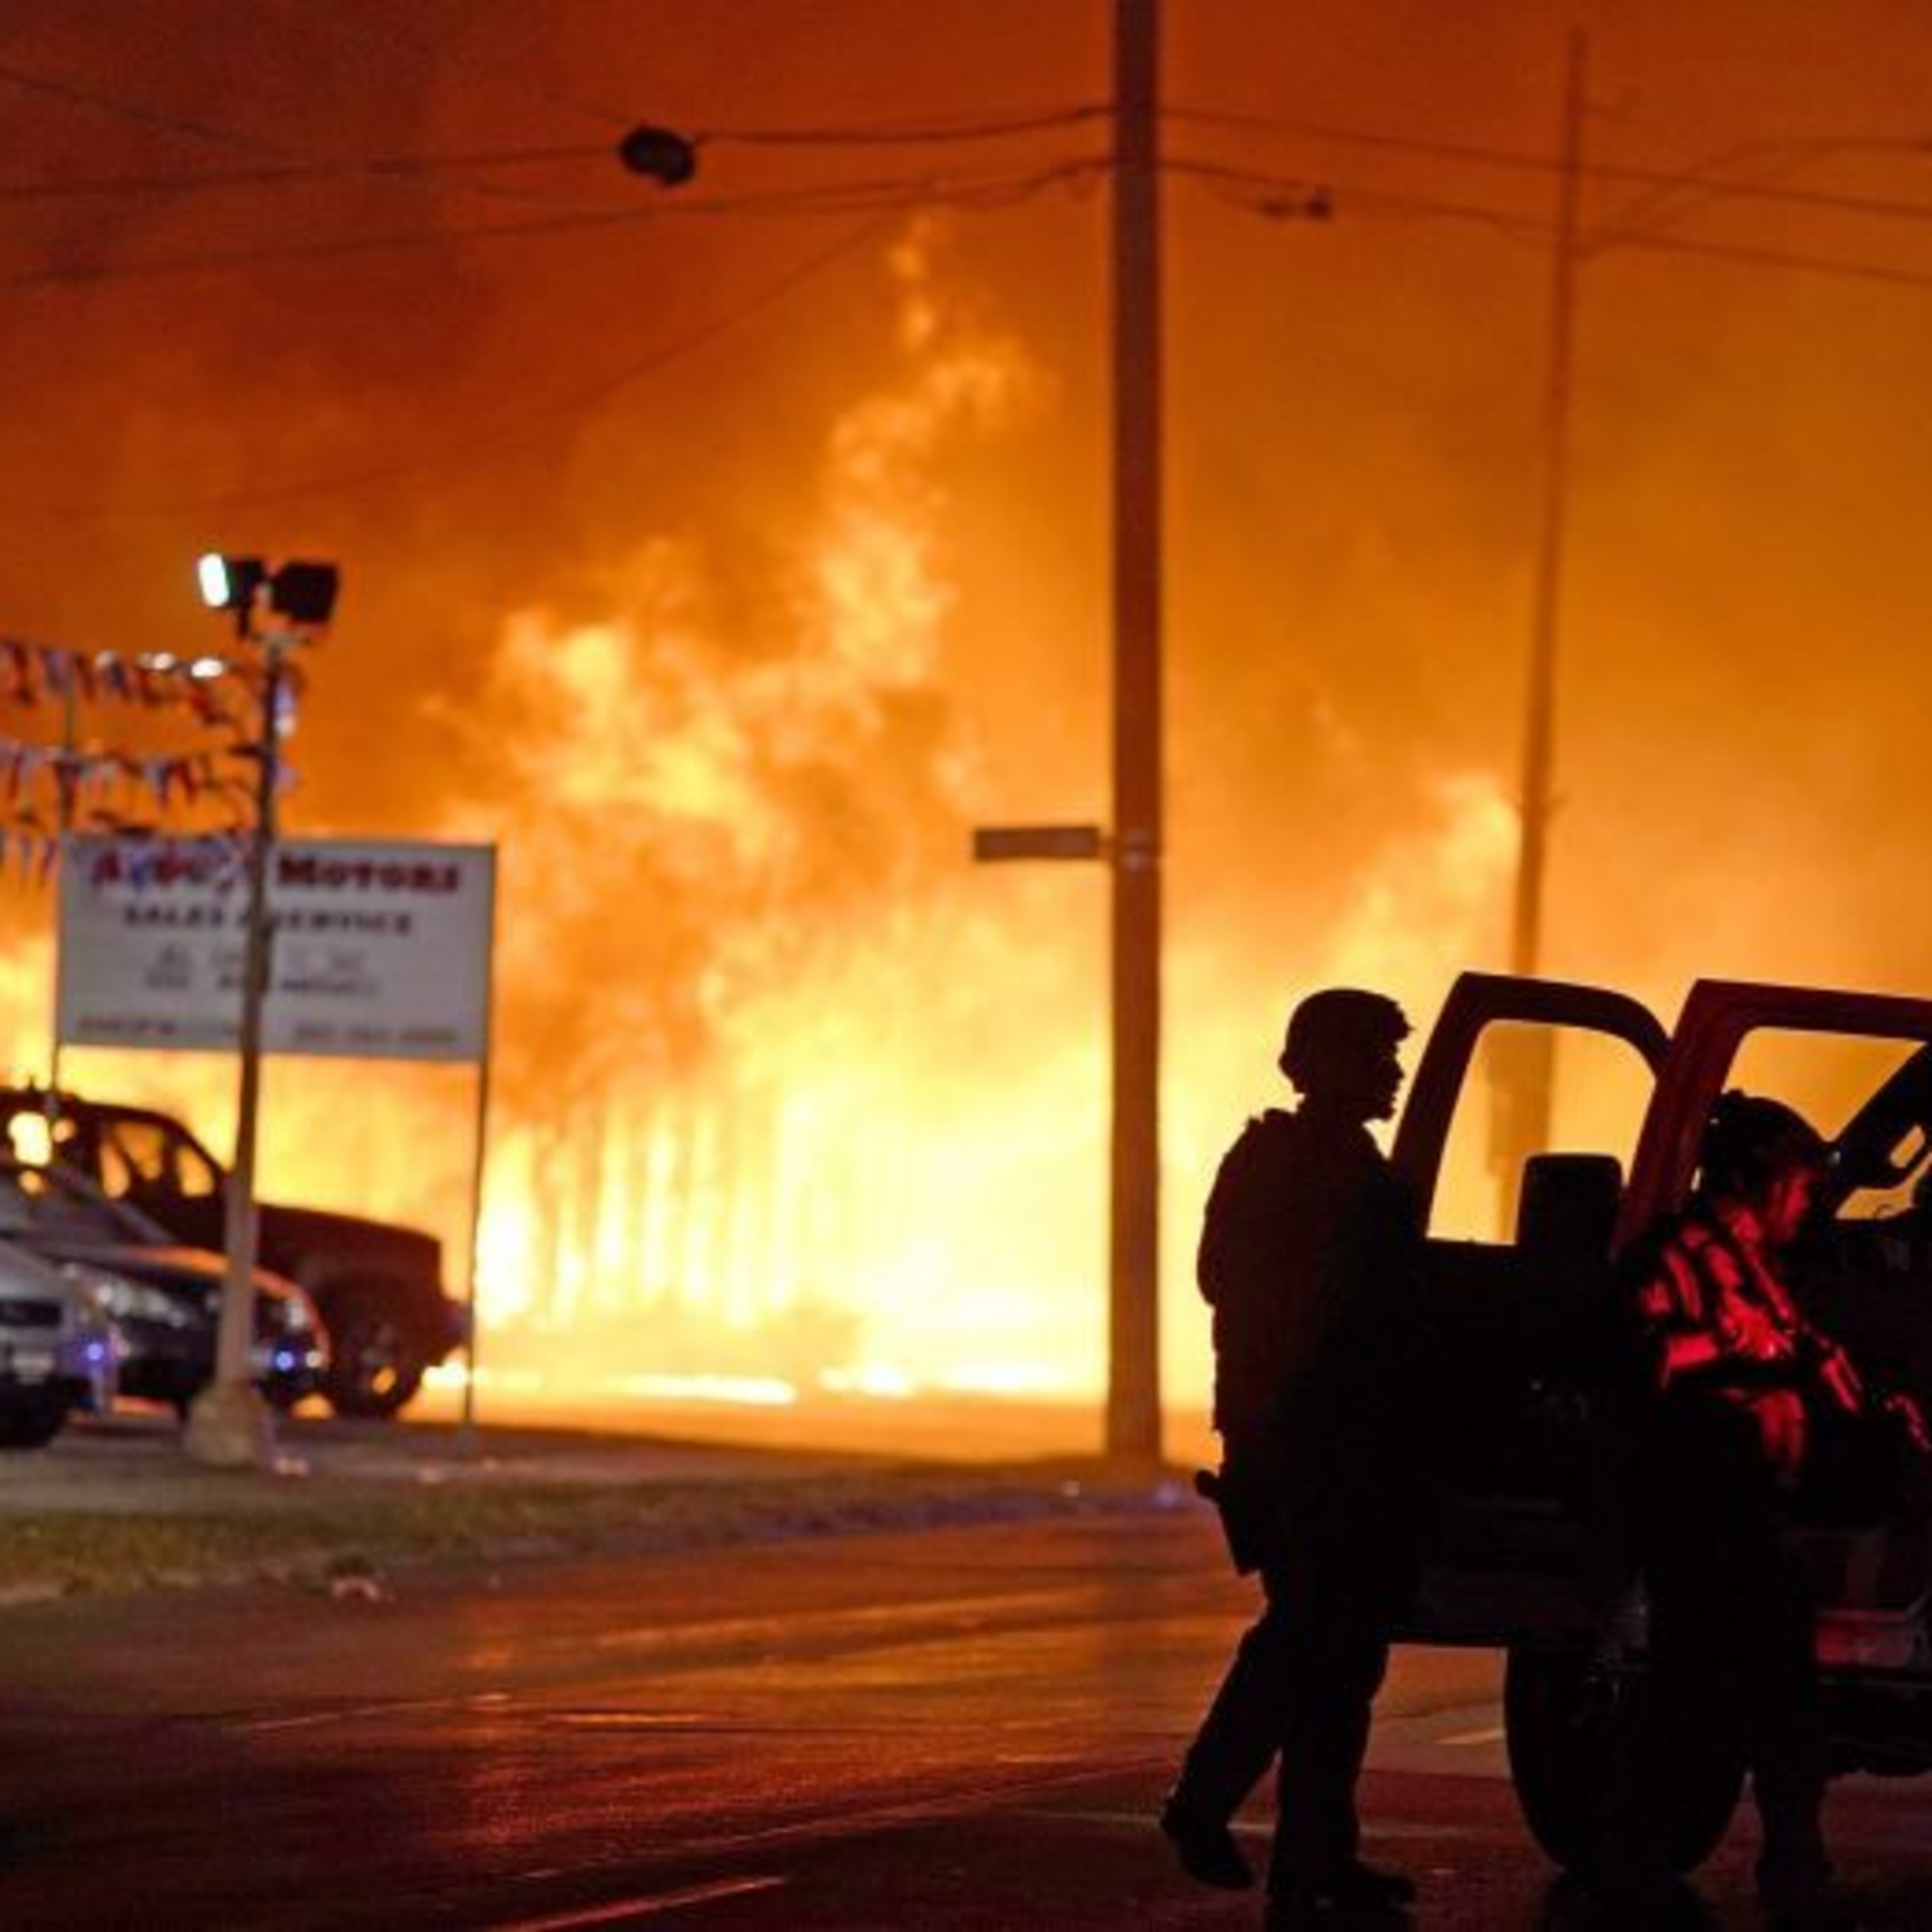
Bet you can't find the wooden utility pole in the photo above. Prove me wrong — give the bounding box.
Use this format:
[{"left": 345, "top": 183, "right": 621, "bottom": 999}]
[
  {"left": 1107, "top": 0, "right": 1163, "bottom": 1464},
  {"left": 1495, "top": 29, "right": 1588, "bottom": 1200}
]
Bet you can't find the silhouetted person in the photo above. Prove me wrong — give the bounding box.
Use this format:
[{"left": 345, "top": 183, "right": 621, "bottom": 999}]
[
  {"left": 1595, "top": 1094, "right": 1868, "bottom": 1932},
  {"left": 1161, "top": 988, "right": 1430, "bottom": 1929}
]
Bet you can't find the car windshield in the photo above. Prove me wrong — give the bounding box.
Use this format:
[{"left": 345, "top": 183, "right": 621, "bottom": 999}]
[{"left": 0, "top": 1159, "right": 170, "bottom": 1245}]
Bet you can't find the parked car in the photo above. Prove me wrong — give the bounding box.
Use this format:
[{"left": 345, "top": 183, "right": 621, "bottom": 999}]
[
  {"left": 1383, "top": 971, "right": 1932, "bottom": 1873},
  {"left": 0, "top": 1235, "right": 118, "bottom": 1448},
  {"left": 0, "top": 1084, "right": 465, "bottom": 1417},
  {"left": 0, "top": 1157, "right": 325, "bottom": 1417}
]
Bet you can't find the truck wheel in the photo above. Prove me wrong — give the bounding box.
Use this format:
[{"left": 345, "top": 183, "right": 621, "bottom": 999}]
[
  {"left": 1504, "top": 1643, "right": 1741, "bottom": 1874},
  {"left": 0, "top": 1394, "right": 70, "bottom": 1450},
  {"left": 324, "top": 1294, "right": 425, "bottom": 1420}
]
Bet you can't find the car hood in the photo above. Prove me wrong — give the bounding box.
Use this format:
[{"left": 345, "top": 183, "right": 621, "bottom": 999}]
[
  {"left": 0, "top": 1234, "right": 90, "bottom": 1297},
  {"left": 27, "top": 1238, "right": 303, "bottom": 1303}
]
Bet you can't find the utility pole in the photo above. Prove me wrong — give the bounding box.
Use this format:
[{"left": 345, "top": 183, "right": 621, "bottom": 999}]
[
  {"left": 1493, "top": 28, "right": 1588, "bottom": 1206},
  {"left": 1107, "top": 0, "right": 1163, "bottom": 1465}
]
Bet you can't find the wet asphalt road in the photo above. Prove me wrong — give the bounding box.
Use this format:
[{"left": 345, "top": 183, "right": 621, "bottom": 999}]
[{"left": 2, "top": 1513, "right": 1931, "bottom": 1928}]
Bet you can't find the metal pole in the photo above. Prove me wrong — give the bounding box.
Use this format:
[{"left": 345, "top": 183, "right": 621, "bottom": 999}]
[
  {"left": 49, "top": 677, "right": 78, "bottom": 1093},
  {"left": 1512, "top": 28, "right": 1589, "bottom": 987},
  {"left": 458, "top": 850, "right": 497, "bottom": 1450},
  {"left": 1106, "top": 0, "right": 1164, "bottom": 1466},
  {"left": 1495, "top": 29, "right": 1588, "bottom": 1201},
  {"left": 185, "top": 631, "right": 279, "bottom": 1468}
]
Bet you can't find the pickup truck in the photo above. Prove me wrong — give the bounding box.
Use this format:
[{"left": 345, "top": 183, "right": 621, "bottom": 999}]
[
  {"left": 1391, "top": 971, "right": 1932, "bottom": 1873},
  {"left": 0, "top": 1085, "right": 466, "bottom": 1419}
]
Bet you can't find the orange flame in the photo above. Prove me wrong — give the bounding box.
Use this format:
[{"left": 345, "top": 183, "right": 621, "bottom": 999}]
[{"left": 0, "top": 232, "right": 1547, "bottom": 1428}]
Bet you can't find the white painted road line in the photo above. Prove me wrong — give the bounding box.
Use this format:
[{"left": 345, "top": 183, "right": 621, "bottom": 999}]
[
  {"left": 232, "top": 1690, "right": 514, "bottom": 1733},
  {"left": 1437, "top": 1725, "right": 1506, "bottom": 1747},
  {"left": 495, "top": 1875, "right": 790, "bottom": 1929}
]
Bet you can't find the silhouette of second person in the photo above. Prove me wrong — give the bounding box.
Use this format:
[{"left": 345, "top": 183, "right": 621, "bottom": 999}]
[
  {"left": 1163, "top": 988, "right": 1432, "bottom": 1929},
  {"left": 1595, "top": 1094, "right": 1866, "bottom": 1931}
]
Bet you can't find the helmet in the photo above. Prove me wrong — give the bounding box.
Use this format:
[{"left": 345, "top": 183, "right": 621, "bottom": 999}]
[
  {"left": 1278, "top": 987, "right": 1410, "bottom": 1095},
  {"left": 1699, "top": 1090, "right": 1829, "bottom": 1202}
]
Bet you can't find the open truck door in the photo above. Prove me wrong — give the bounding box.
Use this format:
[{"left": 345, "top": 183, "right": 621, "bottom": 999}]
[
  {"left": 1385, "top": 975, "right": 1678, "bottom": 1869},
  {"left": 1390, "top": 974, "right": 1667, "bottom": 1627}
]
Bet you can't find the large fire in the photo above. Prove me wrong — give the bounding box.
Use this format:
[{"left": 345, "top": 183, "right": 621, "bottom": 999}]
[{"left": 0, "top": 226, "right": 1537, "bottom": 1430}]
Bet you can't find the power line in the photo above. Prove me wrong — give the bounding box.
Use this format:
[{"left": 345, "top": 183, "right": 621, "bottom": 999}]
[
  {"left": 1169, "top": 157, "right": 1549, "bottom": 245},
  {"left": 1166, "top": 105, "right": 1932, "bottom": 233},
  {"left": 1593, "top": 134, "right": 1857, "bottom": 243},
  {"left": 0, "top": 109, "right": 1112, "bottom": 205},
  {"left": 0, "top": 158, "right": 1103, "bottom": 292},
  {"left": 0, "top": 51, "right": 614, "bottom": 213},
  {"left": 1170, "top": 154, "right": 1932, "bottom": 294},
  {"left": 4, "top": 216, "right": 895, "bottom": 520},
  {"left": 12, "top": 58, "right": 1932, "bottom": 238},
  {"left": 1604, "top": 222, "right": 1932, "bottom": 294},
  {"left": 0, "top": 53, "right": 273, "bottom": 153},
  {"left": 0, "top": 144, "right": 610, "bottom": 203},
  {"left": 1, "top": 201, "right": 653, "bottom": 290},
  {"left": 751, "top": 156, "right": 1105, "bottom": 214},
  {"left": 650, "top": 156, "right": 1104, "bottom": 217},
  {"left": 12, "top": 146, "right": 1931, "bottom": 303},
  {"left": 25, "top": 77, "right": 1927, "bottom": 237},
  {"left": 7, "top": 87, "right": 1929, "bottom": 307},
  {"left": 700, "top": 104, "right": 1110, "bottom": 147}
]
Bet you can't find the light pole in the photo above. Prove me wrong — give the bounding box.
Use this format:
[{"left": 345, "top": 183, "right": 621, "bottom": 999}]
[{"left": 185, "top": 554, "right": 338, "bottom": 1470}]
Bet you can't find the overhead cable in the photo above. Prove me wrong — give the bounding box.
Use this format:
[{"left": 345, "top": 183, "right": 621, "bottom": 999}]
[
  {"left": 1166, "top": 105, "right": 1932, "bottom": 232},
  {"left": 697, "top": 104, "right": 1110, "bottom": 147},
  {"left": 1173, "top": 156, "right": 1932, "bottom": 293},
  {"left": 0, "top": 53, "right": 613, "bottom": 213},
  {"left": 0, "top": 158, "right": 1102, "bottom": 292},
  {"left": 0, "top": 53, "right": 276, "bottom": 153},
  {"left": 0, "top": 144, "right": 611, "bottom": 202},
  {"left": 0, "top": 106, "right": 1107, "bottom": 203}
]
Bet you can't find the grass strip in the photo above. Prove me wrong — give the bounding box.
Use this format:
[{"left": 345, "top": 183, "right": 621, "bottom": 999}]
[{"left": 0, "top": 1463, "right": 1174, "bottom": 1602}]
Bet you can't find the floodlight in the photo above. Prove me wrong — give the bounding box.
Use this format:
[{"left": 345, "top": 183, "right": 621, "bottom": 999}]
[
  {"left": 197, "top": 553, "right": 266, "bottom": 612},
  {"left": 267, "top": 561, "right": 340, "bottom": 627}
]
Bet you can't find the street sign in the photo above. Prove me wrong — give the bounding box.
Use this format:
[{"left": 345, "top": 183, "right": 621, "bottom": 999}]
[{"left": 971, "top": 824, "right": 1106, "bottom": 863}]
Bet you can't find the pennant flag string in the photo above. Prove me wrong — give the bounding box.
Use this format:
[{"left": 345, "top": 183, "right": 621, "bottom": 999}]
[
  {"left": 0, "top": 630, "right": 296, "bottom": 888},
  {"left": 0, "top": 635, "right": 267, "bottom": 714}
]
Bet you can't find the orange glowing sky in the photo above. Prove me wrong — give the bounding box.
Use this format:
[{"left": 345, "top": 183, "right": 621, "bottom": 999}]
[{"left": 5, "top": 1, "right": 1932, "bottom": 1416}]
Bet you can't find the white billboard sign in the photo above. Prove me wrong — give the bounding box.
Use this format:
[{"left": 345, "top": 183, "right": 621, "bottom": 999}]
[{"left": 57, "top": 836, "right": 496, "bottom": 1063}]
